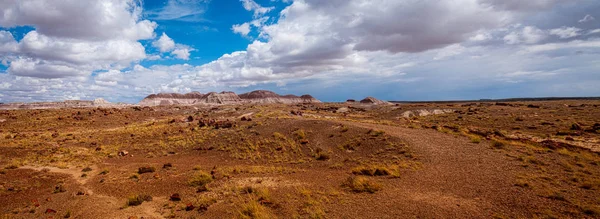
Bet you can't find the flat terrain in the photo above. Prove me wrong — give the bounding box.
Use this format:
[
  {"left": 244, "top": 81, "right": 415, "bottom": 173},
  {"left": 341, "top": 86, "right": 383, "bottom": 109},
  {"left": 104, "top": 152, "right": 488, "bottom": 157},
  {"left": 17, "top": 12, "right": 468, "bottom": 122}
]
[{"left": 1, "top": 101, "right": 599, "bottom": 218}]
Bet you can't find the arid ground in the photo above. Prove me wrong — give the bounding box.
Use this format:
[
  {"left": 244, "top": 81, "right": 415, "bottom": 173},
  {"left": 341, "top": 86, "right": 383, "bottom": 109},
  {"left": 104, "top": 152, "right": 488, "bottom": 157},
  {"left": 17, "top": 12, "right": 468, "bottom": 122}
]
[{"left": 1, "top": 101, "right": 600, "bottom": 218}]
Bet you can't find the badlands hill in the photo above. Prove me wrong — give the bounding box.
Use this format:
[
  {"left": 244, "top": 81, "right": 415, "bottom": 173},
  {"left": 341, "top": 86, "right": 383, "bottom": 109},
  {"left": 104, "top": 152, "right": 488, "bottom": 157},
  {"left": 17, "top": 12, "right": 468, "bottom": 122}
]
[{"left": 138, "top": 90, "right": 321, "bottom": 106}]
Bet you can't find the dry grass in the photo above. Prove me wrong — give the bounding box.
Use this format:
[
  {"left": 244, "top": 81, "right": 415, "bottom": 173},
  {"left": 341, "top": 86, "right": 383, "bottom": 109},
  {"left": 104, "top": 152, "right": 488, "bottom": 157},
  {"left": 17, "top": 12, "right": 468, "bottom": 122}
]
[
  {"left": 188, "top": 171, "right": 213, "bottom": 187},
  {"left": 342, "top": 176, "right": 382, "bottom": 193},
  {"left": 125, "top": 194, "right": 152, "bottom": 207}
]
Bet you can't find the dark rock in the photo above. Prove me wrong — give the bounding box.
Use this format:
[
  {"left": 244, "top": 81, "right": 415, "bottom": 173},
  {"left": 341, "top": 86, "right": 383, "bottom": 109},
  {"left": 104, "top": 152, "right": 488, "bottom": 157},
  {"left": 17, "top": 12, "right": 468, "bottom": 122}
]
[
  {"left": 186, "top": 203, "right": 195, "bottom": 211},
  {"left": 163, "top": 163, "right": 173, "bottom": 169},
  {"left": 45, "top": 209, "right": 57, "bottom": 214},
  {"left": 138, "top": 167, "right": 156, "bottom": 174},
  {"left": 170, "top": 193, "right": 181, "bottom": 201}
]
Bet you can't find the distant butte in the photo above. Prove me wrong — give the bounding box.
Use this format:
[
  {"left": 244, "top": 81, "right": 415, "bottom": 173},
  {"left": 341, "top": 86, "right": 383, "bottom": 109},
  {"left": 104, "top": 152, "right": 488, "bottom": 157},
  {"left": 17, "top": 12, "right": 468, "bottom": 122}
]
[{"left": 138, "top": 90, "right": 321, "bottom": 106}]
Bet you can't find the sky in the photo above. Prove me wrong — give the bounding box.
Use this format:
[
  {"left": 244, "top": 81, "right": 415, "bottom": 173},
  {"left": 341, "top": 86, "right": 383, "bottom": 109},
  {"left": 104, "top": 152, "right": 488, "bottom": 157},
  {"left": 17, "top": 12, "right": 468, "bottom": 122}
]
[{"left": 0, "top": 0, "right": 599, "bottom": 103}]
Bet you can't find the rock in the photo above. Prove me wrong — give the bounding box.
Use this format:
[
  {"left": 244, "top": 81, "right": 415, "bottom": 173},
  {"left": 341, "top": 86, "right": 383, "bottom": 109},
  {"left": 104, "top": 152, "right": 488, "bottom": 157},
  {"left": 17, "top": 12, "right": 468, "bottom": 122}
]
[
  {"left": 346, "top": 99, "right": 356, "bottom": 103},
  {"left": 337, "top": 107, "right": 349, "bottom": 113},
  {"left": 76, "top": 191, "right": 86, "bottom": 196},
  {"left": 118, "top": 150, "right": 129, "bottom": 156},
  {"left": 170, "top": 193, "right": 181, "bottom": 201},
  {"left": 565, "top": 136, "right": 574, "bottom": 141},
  {"left": 138, "top": 167, "right": 156, "bottom": 174},
  {"left": 186, "top": 203, "right": 195, "bottom": 211},
  {"left": 93, "top": 98, "right": 110, "bottom": 105},
  {"left": 163, "top": 163, "right": 173, "bottom": 169},
  {"left": 45, "top": 209, "right": 57, "bottom": 214},
  {"left": 239, "top": 90, "right": 321, "bottom": 104},
  {"left": 570, "top": 123, "right": 582, "bottom": 130},
  {"left": 401, "top": 109, "right": 455, "bottom": 118},
  {"left": 359, "top": 97, "right": 389, "bottom": 105}
]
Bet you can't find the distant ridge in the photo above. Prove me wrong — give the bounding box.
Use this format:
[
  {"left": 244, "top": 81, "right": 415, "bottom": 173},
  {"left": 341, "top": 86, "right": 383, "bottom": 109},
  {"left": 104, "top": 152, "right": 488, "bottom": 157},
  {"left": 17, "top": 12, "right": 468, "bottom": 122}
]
[
  {"left": 390, "top": 97, "right": 600, "bottom": 104},
  {"left": 138, "top": 90, "right": 321, "bottom": 106}
]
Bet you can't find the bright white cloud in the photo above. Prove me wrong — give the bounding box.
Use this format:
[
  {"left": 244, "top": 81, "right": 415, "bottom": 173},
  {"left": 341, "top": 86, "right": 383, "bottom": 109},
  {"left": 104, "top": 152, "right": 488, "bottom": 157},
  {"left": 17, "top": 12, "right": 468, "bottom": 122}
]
[
  {"left": 153, "top": 33, "right": 176, "bottom": 52},
  {"left": 232, "top": 23, "right": 251, "bottom": 36},
  {"left": 171, "top": 48, "right": 192, "bottom": 60}
]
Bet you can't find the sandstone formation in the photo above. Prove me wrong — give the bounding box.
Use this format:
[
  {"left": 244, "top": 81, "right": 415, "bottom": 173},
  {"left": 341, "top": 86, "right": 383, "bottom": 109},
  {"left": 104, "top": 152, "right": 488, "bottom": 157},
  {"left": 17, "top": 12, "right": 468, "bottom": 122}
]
[
  {"left": 401, "top": 109, "right": 456, "bottom": 118},
  {"left": 360, "top": 97, "right": 389, "bottom": 105},
  {"left": 138, "top": 90, "right": 321, "bottom": 106},
  {"left": 138, "top": 92, "right": 204, "bottom": 106},
  {"left": 238, "top": 90, "right": 321, "bottom": 104},
  {"left": 0, "top": 99, "right": 121, "bottom": 110}
]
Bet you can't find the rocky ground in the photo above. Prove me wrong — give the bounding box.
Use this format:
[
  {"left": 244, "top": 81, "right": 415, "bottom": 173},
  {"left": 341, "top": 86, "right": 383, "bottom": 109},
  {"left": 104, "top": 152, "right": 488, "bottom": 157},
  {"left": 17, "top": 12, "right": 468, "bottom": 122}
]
[{"left": 0, "top": 101, "right": 599, "bottom": 218}]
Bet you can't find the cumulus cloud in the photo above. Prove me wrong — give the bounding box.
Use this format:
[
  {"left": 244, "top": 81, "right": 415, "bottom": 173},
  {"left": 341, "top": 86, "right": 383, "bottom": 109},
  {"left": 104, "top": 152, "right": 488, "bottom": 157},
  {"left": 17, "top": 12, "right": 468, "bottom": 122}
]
[
  {"left": 153, "top": 33, "right": 176, "bottom": 53},
  {"left": 2, "top": 0, "right": 600, "bottom": 103},
  {"left": 232, "top": 23, "right": 251, "bottom": 36},
  {"left": 0, "top": 30, "right": 18, "bottom": 54},
  {"left": 8, "top": 58, "right": 88, "bottom": 78},
  {"left": 0, "top": 0, "right": 156, "bottom": 79},
  {"left": 0, "top": 0, "right": 156, "bottom": 41},
  {"left": 171, "top": 48, "right": 192, "bottom": 60},
  {"left": 151, "top": 33, "right": 194, "bottom": 60}
]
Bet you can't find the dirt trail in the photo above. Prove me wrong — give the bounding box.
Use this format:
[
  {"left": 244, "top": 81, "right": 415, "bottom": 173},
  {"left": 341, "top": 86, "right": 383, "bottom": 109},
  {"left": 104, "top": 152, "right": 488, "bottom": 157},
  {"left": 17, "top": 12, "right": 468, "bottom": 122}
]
[{"left": 338, "top": 121, "right": 551, "bottom": 218}]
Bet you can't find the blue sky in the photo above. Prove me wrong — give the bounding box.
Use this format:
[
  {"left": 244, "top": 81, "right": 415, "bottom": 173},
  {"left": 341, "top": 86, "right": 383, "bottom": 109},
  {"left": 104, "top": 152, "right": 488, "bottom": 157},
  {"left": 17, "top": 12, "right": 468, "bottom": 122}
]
[{"left": 1, "top": 0, "right": 600, "bottom": 103}]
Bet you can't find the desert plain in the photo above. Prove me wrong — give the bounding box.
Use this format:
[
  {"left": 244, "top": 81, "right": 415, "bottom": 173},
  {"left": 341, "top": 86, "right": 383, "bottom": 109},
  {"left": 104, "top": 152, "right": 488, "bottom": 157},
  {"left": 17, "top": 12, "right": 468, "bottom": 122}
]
[{"left": 1, "top": 97, "right": 600, "bottom": 218}]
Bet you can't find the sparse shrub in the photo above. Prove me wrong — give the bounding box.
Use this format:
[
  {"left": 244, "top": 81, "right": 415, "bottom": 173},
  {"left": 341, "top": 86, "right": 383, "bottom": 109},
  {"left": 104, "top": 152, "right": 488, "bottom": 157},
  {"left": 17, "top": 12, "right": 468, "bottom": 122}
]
[
  {"left": 293, "top": 129, "right": 307, "bottom": 140},
  {"left": 470, "top": 136, "right": 481, "bottom": 144},
  {"left": 368, "top": 129, "right": 385, "bottom": 137},
  {"left": 343, "top": 176, "right": 381, "bottom": 193},
  {"left": 130, "top": 174, "right": 139, "bottom": 180},
  {"left": 138, "top": 166, "right": 156, "bottom": 174},
  {"left": 126, "top": 194, "right": 152, "bottom": 206},
  {"left": 352, "top": 166, "right": 391, "bottom": 176},
  {"left": 238, "top": 200, "right": 271, "bottom": 219},
  {"left": 189, "top": 171, "right": 213, "bottom": 187},
  {"left": 273, "top": 132, "right": 286, "bottom": 140}
]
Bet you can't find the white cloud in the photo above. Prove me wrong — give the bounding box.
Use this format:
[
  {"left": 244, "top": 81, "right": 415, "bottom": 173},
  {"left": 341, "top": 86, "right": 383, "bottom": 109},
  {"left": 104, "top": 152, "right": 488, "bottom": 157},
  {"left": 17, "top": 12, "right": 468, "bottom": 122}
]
[
  {"left": 151, "top": 32, "right": 193, "bottom": 60},
  {"left": 579, "top": 14, "right": 595, "bottom": 23},
  {"left": 504, "top": 26, "right": 547, "bottom": 44},
  {"left": 232, "top": 23, "right": 251, "bottom": 36},
  {"left": 549, "top": 26, "right": 582, "bottom": 39},
  {"left": 0, "top": 0, "right": 156, "bottom": 79},
  {"left": 8, "top": 58, "right": 88, "bottom": 78},
  {"left": 241, "top": 0, "right": 275, "bottom": 17},
  {"left": 171, "top": 48, "right": 192, "bottom": 60},
  {"left": 153, "top": 33, "right": 176, "bottom": 52},
  {"left": 0, "top": 0, "right": 156, "bottom": 41},
  {"left": 0, "top": 31, "right": 18, "bottom": 53}
]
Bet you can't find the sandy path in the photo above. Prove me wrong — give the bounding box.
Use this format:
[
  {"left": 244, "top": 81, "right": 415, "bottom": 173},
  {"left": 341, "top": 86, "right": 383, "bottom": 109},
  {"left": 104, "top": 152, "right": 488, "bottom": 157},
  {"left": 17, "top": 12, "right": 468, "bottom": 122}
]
[{"left": 337, "top": 121, "right": 549, "bottom": 218}]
